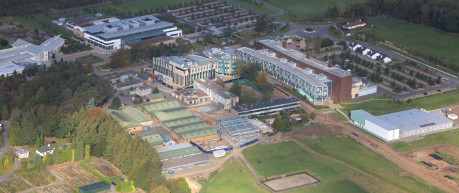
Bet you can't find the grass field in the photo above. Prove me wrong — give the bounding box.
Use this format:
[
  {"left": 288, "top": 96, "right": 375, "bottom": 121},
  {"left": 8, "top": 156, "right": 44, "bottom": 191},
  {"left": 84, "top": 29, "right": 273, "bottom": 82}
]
[
  {"left": 262, "top": 0, "right": 368, "bottom": 19},
  {"left": 364, "top": 19, "right": 459, "bottom": 70},
  {"left": 298, "top": 135, "right": 444, "bottom": 193},
  {"left": 114, "top": 0, "right": 199, "bottom": 13},
  {"left": 242, "top": 142, "right": 403, "bottom": 193},
  {"left": 341, "top": 89, "right": 459, "bottom": 116},
  {"left": 206, "top": 158, "right": 268, "bottom": 193},
  {"left": 392, "top": 128, "right": 459, "bottom": 152},
  {"left": 227, "top": 0, "right": 278, "bottom": 15},
  {"left": 75, "top": 55, "right": 104, "bottom": 64},
  {"left": 332, "top": 111, "right": 348, "bottom": 121}
]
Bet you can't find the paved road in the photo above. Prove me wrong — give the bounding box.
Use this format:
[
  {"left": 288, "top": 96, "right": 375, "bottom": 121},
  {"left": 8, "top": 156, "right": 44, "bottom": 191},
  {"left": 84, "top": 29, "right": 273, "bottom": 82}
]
[{"left": 0, "top": 159, "right": 21, "bottom": 183}]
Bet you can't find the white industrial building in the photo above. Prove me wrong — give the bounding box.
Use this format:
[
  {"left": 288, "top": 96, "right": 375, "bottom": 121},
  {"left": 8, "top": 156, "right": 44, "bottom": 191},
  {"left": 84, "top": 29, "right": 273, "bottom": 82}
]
[{"left": 351, "top": 109, "right": 454, "bottom": 141}]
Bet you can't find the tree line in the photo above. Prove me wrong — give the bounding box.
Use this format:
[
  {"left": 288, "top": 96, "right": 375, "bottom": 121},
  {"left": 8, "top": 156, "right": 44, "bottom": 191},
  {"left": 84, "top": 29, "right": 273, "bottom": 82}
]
[
  {"left": 0, "top": 0, "right": 106, "bottom": 17},
  {"left": 326, "top": 0, "right": 459, "bottom": 33}
]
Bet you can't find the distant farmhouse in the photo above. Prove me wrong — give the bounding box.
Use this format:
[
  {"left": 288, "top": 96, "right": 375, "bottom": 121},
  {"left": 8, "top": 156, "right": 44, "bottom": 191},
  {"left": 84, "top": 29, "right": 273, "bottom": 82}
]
[{"left": 343, "top": 20, "right": 366, "bottom": 30}]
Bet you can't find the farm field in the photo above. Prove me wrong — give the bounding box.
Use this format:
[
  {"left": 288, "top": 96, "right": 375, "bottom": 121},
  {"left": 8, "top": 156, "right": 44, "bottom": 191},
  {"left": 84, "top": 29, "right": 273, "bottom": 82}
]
[
  {"left": 341, "top": 89, "right": 459, "bottom": 116},
  {"left": 0, "top": 170, "right": 54, "bottom": 193},
  {"left": 364, "top": 19, "right": 459, "bottom": 72},
  {"left": 242, "top": 142, "right": 400, "bottom": 193},
  {"left": 261, "top": 0, "right": 368, "bottom": 19},
  {"left": 206, "top": 158, "right": 268, "bottom": 193},
  {"left": 298, "top": 135, "right": 444, "bottom": 193},
  {"left": 392, "top": 128, "right": 459, "bottom": 152},
  {"left": 226, "top": 0, "right": 278, "bottom": 15}
]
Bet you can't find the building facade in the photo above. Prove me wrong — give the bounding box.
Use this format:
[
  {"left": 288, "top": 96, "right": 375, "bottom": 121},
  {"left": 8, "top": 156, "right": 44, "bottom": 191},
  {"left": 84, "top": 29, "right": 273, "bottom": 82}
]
[
  {"left": 233, "top": 97, "right": 301, "bottom": 118},
  {"left": 351, "top": 109, "right": 454, "bottom": 141},
  {"left": 194, "top": 79, "right": 239, "bottom": 109},
  {"left": 153, "top": 55, "right": 215, "bottom": 87},
  {"left": 236, "top": 47, "right": 332, "bottom": 104},
  {"left": 203, "top": 48, "right": 237, "bottom": 76},
  {"left": 82, "top": 15, "right": 182, "bottom": 50},
  {"left": 256, "top": 40, "right": 352, "bottom": 102}
]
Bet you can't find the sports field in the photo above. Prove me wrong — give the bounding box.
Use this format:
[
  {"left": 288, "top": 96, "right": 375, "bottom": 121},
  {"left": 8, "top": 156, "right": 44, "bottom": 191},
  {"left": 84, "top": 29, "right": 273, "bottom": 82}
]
[
  {"left": 298, "top": 135, "right": 444, "bottom": 193},
  {"left": 341, "top": 89, "right": 459, "bottom": 116},
  {"left": 226, "top": 0, "right": 278, "bottom": 15},
  {"left": 392, "top": 128, "right": 459, "bottom": 152},
  {"left": 242, "top": 142, "right": 401, "bottom": 193},
  {"left": 206, "top": 158, "right": 268, "bottom": 193},
  {"left": 262, "top": 0, "right": 368, "bottom": 19},
  {"left": 364, "top": 19, "right": 459, "bottom": 70}
]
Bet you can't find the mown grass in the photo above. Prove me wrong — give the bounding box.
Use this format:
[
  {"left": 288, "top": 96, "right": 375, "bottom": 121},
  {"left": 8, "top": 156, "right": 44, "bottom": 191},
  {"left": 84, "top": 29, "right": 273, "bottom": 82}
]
[
  {"left": 341, "top": 89, "right": 459, "bottom": 116},
  {"left": 392, "top": 128, "right": 459, "bottom": 152},
  {"left": 226, "top": 0, "right": 278, "bottom": 15},
  {"left": 206, "top": 158, "right": 269, "bottom": 193},
  {"left": 298, "top": 135, "right": 444, "bottom": 193},
  {"left": 262, "top": 0, "right": 368, "bottom": 20},
  {"left": 364, "top": 19, "right": 459, "bottom": 71},
  {"left": 75, "top": 55, "right": 104, "bottom": 64}
]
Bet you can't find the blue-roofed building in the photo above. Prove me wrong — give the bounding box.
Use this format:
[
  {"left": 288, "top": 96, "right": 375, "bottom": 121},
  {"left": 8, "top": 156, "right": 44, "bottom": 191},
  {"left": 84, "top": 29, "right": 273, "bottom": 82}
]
[
  {"left": 82, "top": 15, "right": 182, "bottom": 50},
  {"left": 161, "top": 135, "right": 176, "bottom": 146},
  {"left": 153, "top": 54, "right": 215, "bottom": 87},
  {"left": 350, "top": 109, "right": 454, "bottom": 141},
  {"left": 203, "top": 48, "right": 237, "bottom": 76}
]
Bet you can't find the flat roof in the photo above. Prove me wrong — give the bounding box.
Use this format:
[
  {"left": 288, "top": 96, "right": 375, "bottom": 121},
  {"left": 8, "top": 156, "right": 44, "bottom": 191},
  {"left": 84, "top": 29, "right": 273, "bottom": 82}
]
[
  {"left": 107, "top": 109, "right": 141, "bottom": 128},
  {"left": 121, "top": 107, "right": 152, "bottom": 123},
  {"left": 169, "top": 54, "right": 210, "bottom": 69},
  {"left": 139, "top": 99, "right": 182, "bottom": 113},
  {"left": 218, "top": 117, "right": 259, "bottom": 136},
  {"left": 142, "top": 134, "right": 163, "bottom": 146},
  {"left": 164, "top": 117, "right": 202, "bottom": 128},
  {"left": 237, "top": 47, "right": 330, "bottom": 88},
  {"left": 172, "top": 122, "right": 211, "bottom": 134},
  {"left": 161, "top": 152, "right": 209, "bottom": 170},
  {"left": 194, "top": 79, "right": 238, "bottom": 99},
  {"left": 156, "top": 143, "right": 192, "bottom": 153},
  {"left": 0, "top": 64, "right": 25, "bottom": 73},
  {"left": 149, "top": 93, "right": 164, "bottom": 100},
  {"left": 179, "top": 128, "right": 217, "bottom": 140},
  {"left": 100, "top": 24, "right": 169, "bottom": 40},
  {"left": 40, "top": 35, "right": 65, "bottom": 52},
  {"left": 158, "top": 145, "right": 201, "bottom": 160},
  {"left": 258, "top": 40, "right": 351, "bottom": 78},
  {"left": 233, "top": 96, "right": 300, "bottom": 112},
  {"left": 153, "top": 108, "right": 194, "bottom": 122}
]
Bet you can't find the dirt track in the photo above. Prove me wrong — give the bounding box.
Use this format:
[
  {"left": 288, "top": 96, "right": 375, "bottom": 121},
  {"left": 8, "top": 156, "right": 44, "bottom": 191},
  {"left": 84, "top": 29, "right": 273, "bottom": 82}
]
[{"left": 287, "top": 102, "right": 459, "bottom": 193}]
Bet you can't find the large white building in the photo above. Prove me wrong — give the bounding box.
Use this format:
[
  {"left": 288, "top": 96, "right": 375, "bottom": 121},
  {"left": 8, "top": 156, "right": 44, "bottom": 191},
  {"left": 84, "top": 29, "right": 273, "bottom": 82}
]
[
  {"left": 0, "top": 35, "right": 65, "bottom": 76},
  {"left": 351, "top": 109, "right": 454, "bottom": 141},
  {"left": 83, "top": 15, "right": 182, "bottom": 50},
  {"left": 194, "top": 78, "right": 239, "bottom": 109}
]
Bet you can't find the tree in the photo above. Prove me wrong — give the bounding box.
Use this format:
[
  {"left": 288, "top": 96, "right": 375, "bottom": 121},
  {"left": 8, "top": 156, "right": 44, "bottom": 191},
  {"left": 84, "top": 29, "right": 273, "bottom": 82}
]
[
  {"left": 272, "top": 118, "right": 286, "bottom": 131},
  {"left": 1, "top": 105, "right": 8, "bottom": 120},
  {"left": 33, "top": 155, "right": 43, "bottom": 167},
  {"left": 223, "top": 27, "right": 232, "bottom": 37},
  {"left": 153, "top": 87, "right": 160, "bottom": 93},
  {"left": 85, "top": 98, "right": 95, "bottom": 110},
  {"left": 84, "top": 145, "right": 90, "bottom": 159},
  {"left": 0, "top": 39, "right": 7, "bottom": 47},
  {"left": 263, "top": 92, "right": 272, "bottom": 100},
  {"left": 229, "top": 81, "right": 241, "bottom": 97},
  {"left": 242, "top": 90, "right": 257, "bottom": 104},
  {"left": 256, "top": 72, "right": 268, "bottom": 91},
  {"left": 255, "top": 14, "right": 268, "bottom": 32},
  {"left": 110, "top": 97, "right": 121, "bottom": 109},
  {"left": 116, "top": 181, "right": 123, "bottom": 192},
  {"left": 151, "top": 186, "right": 171, "bottom": 193},
  {"left": 215, "top": 78, "right": 225, "bottom": 88},
  {"left": 75, "top": 141, "right": 84, "bottom": 161},
  {"left": 320, "top": 38, "right": 334, "bottom": 48}
]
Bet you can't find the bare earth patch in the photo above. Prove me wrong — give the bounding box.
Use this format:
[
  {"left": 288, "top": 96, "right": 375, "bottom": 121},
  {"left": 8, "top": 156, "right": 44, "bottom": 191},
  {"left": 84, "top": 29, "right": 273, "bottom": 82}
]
[{"left": 262, "top": 172, "right": 320, "bottom": 192}]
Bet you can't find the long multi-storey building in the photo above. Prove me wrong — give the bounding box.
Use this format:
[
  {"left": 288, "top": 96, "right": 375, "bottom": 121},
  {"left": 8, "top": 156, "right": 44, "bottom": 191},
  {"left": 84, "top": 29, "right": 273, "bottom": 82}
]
[
  {"left": 233, "top": 97, "right": 300, "bottom": 118},
  {"left": 153, "top": 54, "right": 215, "bottom": 87},
  {"left": 256, "top": 40, "right": 352, "bottom": 102},
  {"left": 203, "top": 48, "right": 237, "bottom": 76},
  {"left": 82, "top": 15, "right": 182, "bottom": 50},
  {"left": 236, "top": 47, "right": 332, "bottom": 104}
]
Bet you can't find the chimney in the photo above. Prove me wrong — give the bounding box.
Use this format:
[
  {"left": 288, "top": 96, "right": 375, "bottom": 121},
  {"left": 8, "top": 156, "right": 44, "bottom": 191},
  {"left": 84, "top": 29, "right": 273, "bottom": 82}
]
[
  {"left": 306, "top": 51, "right": 311, "bottom": 59},
  {"left": 328, "top": 59, "right": 333, "bottom": 67}
]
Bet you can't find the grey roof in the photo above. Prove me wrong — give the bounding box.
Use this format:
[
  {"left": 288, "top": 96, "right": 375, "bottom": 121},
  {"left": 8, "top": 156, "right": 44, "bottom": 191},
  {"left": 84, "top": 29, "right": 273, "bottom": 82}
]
[
  {"left": 138, "top": 85, "right": 150, "bottom": 90},
  {"left": 98, "top": 21, "right": 173, "bottom": 40},
  {"left": 161, "top": 152, "right": 209, "bottom": 170},
  {"left": 376, "top": 109, "right": 452, "bottom": 132},
  {"left": 11, "top": 39, "right": 31, "bottom": 47},
  {"left": 233, "top": 97, "right": 300, "bottom": 112},
  {"left": 258, "top": 40, "right": 351, "bottom": 77},
  {"left": 203, "top": 48, "right": 235, "bottom": 60},
  {"left": 40, "top": 35, "right": 65, "bottom": 52},
  {"left": 14, "top": 148, "right": 29, "bottom": 154},
  {"left": 218, "top": 117, "right": 259, "bottom": 135},
  {"left": 156, "top": 143, "right": 193, "bottom": 153},
  {"left": 237, "top": 47, "right": 329, "bottom": 88},
  {"left": 0, "top": 53, "right": 34, "bottom": 65},
  {"left": 36, "top": 145, "right": 55, "bottom": 153},
  {"left": 0, "top": 64, "right": 25, "bottom": 74},
  {"left": 84, "top": 15, "right": 160, "bottom": 33},
  {"left": 169, "top": 54, "right": 210, "bottom": 69},
  {"left": 194, "top": 79, "right": 238, "bottom": 99},
  {"left": 115, "top": 79, "right": 142, "bottom": 88},
  {"left": 136, "top": 73, "right": 150, "bottom": 81},
  {"left": 185, "top": 55, "right": 210, "bottom": 66}
]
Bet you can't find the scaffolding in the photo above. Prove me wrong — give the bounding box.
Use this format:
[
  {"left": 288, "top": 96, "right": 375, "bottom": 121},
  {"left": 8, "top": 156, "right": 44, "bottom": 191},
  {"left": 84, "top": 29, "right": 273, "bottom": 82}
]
[{"left": 217, "top": 117, "right": 260, "bottom": 146}]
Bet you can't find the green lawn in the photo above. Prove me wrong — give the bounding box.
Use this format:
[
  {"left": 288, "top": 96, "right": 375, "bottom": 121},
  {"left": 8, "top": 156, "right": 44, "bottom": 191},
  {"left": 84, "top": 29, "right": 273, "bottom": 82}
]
[
  {"left": 75, "top": 55, "right": 104, "bottom": 64},
  {"left": 341, "top": 89, "right": 459, "bottom": 116},
  {"left": 298, "top": 135, "right": 444, "bottom": 193},
  {"left": 243, "top": 142, "right": 400, "bottom": 192},
  {"left": 332, "top": 111, "right": 348, "bottom": 121},
  {"left": 226, "top": 0, "right": 278, "bottom": 15},
  {"left": 364, "top": 19, "right": 459, "bottom": 72},
  {"left": 392, "top": 128, "right": 459, "bottom": 152},
  {"left": 0, "top": 15, "right": 73, "bottom": 39},
  {"left": 206, "top": 158, "right": 268, "bottom": 193},
  {"left": 114, "top": 0, "right": 197, "bottom": 13},
  {"left": 262, "top": 0, "right": 368, "bottom": 20}
]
